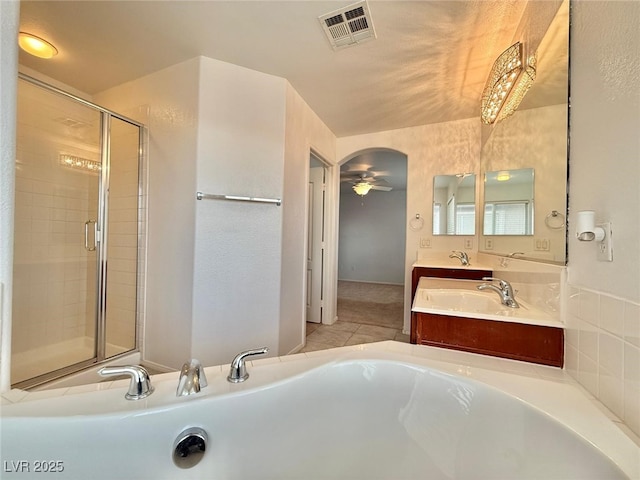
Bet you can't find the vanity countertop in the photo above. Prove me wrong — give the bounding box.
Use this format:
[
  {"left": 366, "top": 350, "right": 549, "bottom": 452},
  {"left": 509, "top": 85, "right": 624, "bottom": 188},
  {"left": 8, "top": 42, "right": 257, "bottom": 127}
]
[
  {"left": 412, "top": 277, "right": 563, "bottom": 329},
  {"left": 412, "top": 259, "right": 493, "bottom": 271}
]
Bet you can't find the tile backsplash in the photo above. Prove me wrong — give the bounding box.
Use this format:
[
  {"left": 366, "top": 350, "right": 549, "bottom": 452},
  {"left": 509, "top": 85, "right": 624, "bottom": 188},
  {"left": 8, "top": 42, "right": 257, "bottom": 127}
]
[
  {"left": 476, "top": 253, "right": 639, "bottom": 437},
  {"left": 565, "top": 284, "right": 640, "bottom": 437},
  {"left": 476, "top": 253, "right": 564, "bottom": 321}
]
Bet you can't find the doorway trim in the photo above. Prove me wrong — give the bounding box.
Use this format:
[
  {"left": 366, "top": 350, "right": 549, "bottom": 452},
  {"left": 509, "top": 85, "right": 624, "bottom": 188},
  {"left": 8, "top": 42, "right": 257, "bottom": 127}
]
[{"left": 303, "top": 149, "right": 338, "bottom": 329}]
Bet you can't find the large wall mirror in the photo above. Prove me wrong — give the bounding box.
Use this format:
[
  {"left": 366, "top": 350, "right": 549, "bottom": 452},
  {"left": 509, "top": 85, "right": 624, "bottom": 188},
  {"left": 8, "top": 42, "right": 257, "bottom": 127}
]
[
  {"left": 433, "top": 174, "right": 476, "bottom": 235},
  {"left": 479, "top": 0, "right": 569, "bottom": 265},
  {"left": 483, "top": 168, "right": 534, "bottom": 236}
]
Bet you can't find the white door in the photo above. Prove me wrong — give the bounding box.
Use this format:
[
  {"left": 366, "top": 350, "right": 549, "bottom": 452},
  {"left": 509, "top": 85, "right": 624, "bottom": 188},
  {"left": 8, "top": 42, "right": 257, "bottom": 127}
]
[{"left": 306, "top": 166, "right": 325, "bottom": 323}]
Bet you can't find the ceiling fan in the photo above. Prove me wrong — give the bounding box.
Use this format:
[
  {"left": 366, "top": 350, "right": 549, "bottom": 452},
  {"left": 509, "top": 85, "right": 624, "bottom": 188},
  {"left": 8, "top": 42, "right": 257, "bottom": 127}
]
[{"left": 342, "top": 173, "right": 392, "bottom": 197}]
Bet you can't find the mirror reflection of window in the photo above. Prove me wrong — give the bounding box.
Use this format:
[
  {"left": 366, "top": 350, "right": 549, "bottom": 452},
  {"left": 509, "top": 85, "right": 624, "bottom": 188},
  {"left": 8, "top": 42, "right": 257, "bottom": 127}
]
[
  {"left": 433, "top": 204, "right": 441, "bottom": 234},
  {"left": 456, "top": 203, "right": 476, "bottom": 234},
  {"left": 484, "top": 202, "right": 533, "bottom": 235},
  {"left": 446, "top": 196, "right": 455, "bottom": 234},
  {"left": 432, "top": 174, "right": 476, "bottom": 235},
  {"left": 483, "top": 168, "right": 534, "bottom": 236}
]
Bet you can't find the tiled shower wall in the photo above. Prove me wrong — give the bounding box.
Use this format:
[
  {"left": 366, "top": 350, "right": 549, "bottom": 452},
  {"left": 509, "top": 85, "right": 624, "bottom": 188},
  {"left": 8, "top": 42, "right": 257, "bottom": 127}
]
[
  {"left": 12, "top": 174, "right": 97, "bottom": 354},
  {"left": 12, "top": 84, "right": 100, "bottom": 356},
  {"left": 565, "top": 285, "right": 640, "bottom": 437}
]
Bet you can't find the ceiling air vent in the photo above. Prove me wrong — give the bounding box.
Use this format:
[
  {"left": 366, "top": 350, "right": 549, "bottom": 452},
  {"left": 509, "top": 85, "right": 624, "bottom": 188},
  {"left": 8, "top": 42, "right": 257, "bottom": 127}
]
[{"left": 319, "top": 1, "right": 376, "bottom": 50}]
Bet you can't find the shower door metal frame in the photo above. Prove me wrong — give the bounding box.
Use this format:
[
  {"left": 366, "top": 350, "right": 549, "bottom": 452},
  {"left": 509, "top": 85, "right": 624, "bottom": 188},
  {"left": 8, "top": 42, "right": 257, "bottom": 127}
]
[
  {"left": 13, "top": 73, "right": 147, "bottom": 389},
  {"left": 95, "top": 111, "right": 111, "bottom": 361}
]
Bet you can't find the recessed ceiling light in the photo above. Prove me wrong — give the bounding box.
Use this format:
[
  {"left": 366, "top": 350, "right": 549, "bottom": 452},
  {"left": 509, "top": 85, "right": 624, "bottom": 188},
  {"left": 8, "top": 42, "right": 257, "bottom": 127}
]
[{"left": 18, "top": 32, "right": 58, "bottom": 59}]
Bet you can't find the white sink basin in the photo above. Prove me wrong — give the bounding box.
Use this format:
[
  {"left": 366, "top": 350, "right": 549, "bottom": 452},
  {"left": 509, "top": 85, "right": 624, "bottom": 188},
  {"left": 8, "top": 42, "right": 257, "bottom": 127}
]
[
  {"left": 412, "top": 277, "right": 562, "bottom": 328},
  {"left": 420, "top": 289, "right": 520, "bottom": 315}
]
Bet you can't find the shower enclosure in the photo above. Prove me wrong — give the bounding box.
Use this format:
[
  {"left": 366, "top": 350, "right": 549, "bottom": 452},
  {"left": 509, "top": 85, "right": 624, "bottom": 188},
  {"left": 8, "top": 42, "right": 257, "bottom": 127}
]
[{"left": 11, "top": 74, "right": 146, "bottom": 388}]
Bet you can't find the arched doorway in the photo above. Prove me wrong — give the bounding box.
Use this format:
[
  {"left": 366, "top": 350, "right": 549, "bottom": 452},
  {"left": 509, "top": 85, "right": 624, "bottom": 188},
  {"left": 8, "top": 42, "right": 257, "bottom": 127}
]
[
  {"left": 338, "top": 148, "right": 409, "bottom": 337},
  {"left": 303, "top": 148, "right": 409, "bottom": 351}
]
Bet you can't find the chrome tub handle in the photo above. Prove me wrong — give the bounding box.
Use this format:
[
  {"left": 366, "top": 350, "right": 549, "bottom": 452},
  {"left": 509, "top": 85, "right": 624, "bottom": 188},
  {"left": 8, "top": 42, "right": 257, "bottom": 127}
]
[{"left": 227, "top": 347, "right": 269, "bottom": 383}]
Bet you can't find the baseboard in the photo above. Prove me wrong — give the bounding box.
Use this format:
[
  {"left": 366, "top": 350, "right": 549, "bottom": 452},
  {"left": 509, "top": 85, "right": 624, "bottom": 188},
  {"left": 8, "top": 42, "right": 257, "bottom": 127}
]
[
  {"left": 141, "top": 359, "right": 174, "bottom": 374},
  {"left": 338, "top": 279, "right": 404, "bottom": 286},
  {"left": 322, "top": 315, "right": 338, "bottom": 325},
  {"left": 286, "top": 343, "right": 304, "bottom": 355}
]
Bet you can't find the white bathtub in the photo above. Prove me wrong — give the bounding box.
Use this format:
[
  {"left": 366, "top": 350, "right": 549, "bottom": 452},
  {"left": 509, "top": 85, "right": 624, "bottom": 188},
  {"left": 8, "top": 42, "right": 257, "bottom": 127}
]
[{"left": 1, "top": 342, "right": 638, "bottom": 479}]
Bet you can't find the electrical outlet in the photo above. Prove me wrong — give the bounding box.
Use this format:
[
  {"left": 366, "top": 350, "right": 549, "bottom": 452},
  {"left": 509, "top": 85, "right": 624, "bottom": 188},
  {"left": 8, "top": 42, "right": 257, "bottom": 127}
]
[
  {"left": 597, "top": 222, "right": 613, "bottom": 262},
  {"left": 420, "top": 237, "right": 432, "bottom": 248},
  {"left": 535, "top": 238, "right": 550, "bottom": 251},
  {"left": 464, "top": 238, "right": 473, "bottom": 250},
  {"left": 484, "top": 238, "right": 493, "bottom": 250}
]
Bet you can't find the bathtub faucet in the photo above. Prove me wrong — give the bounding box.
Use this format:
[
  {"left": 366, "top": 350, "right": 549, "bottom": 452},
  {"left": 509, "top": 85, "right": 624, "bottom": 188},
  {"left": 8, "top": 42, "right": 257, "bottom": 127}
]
[
  {"left": 449, "top": 250, "right": 470, "bottom": 266},
  {"left": 477, "top": 277, "right": 519, "bottom": 308},
  {"left": 227, "top": 347, "right": 269, "bottom": 383},
  {"left": 176, "top": 359, "right": 208, "bottom": 397},
  {"left": 98, "top": 365, "right": 154, "bottom": 400}
]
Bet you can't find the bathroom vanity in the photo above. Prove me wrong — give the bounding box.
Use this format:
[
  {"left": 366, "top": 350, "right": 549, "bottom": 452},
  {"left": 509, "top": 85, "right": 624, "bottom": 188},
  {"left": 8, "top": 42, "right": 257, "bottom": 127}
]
[
  {"left": 410, "top": 265, "right": 492, "bottom": 300},
  {"left": 411, "top": 275, "right": 564, "bottom": 367}
]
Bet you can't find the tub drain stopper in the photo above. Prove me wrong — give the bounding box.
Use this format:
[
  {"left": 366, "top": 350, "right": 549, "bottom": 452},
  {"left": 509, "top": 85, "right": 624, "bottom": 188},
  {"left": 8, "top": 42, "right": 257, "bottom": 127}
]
[{"left": 173, "top": 427, "right": 208, "bottom": 469}]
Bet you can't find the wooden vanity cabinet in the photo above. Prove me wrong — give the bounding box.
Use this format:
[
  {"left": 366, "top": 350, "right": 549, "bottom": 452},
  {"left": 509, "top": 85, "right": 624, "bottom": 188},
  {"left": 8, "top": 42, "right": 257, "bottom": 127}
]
[{"left": 412, "top": 312, "right": 564, "bottom": 367}]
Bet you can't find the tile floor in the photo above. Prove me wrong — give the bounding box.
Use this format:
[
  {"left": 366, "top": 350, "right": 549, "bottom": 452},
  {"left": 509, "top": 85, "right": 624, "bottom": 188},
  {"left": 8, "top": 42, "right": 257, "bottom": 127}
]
[{"left": 301, "top": 280, "right": 410, "bottom": 353}]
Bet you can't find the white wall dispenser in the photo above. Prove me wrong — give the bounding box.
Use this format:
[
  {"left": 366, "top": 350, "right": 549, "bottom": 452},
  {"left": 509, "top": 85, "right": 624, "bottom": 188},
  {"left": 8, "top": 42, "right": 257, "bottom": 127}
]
[{"left": 575, "top": 210, "right": 613, "bottom": 262}]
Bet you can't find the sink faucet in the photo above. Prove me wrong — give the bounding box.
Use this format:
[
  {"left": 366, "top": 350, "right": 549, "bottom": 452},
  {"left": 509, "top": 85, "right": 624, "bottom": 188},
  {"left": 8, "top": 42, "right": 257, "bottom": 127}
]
[
  {"left": 176, "top": 359, "right": 208, "bottom": 396},
  {"left": 227, "top": 347, "right": 269, "bottom": 383},
  {"left": 98, "top": 365, "right": 154, "bottom": 400},
  {"left": 477, "top": 277, "right": 519, "bottom": 308},
  {"left": 449, "top": 250, "right": 470, "bottom": 266}
]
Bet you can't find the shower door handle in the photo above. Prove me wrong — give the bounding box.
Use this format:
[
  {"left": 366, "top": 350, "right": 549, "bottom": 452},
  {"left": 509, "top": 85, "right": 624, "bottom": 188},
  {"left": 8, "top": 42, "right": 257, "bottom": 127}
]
[{"left": 85, "top": 220, "right": 97, "bottom": 251}]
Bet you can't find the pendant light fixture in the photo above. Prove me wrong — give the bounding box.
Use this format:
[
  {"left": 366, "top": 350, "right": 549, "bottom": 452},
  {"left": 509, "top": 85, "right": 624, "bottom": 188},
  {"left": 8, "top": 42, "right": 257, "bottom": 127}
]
[{"left": 481, "top": 42, "right": 536, "bottom": 125}]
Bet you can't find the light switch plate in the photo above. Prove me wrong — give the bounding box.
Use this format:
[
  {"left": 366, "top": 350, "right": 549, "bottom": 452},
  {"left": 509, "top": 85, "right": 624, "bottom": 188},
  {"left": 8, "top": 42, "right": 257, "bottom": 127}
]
[{"left": 420, "top": 237, "right": 431, "bottom": 248}]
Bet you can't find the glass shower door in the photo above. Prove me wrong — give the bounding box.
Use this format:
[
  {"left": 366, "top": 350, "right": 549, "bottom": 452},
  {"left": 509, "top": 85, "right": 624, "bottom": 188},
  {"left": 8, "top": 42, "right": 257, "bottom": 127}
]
[
  {"left": 12, "top": 80, "right": 101, "bottom": 385},
  {"left": 102, "top": 117, "right": 140, "bottom": 358}
]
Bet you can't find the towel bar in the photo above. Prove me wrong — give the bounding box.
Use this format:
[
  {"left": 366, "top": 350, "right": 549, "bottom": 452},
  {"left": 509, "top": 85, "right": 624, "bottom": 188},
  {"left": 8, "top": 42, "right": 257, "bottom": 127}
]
[{"left": 196, "top": 192, "right": 281, "bottom": 206}]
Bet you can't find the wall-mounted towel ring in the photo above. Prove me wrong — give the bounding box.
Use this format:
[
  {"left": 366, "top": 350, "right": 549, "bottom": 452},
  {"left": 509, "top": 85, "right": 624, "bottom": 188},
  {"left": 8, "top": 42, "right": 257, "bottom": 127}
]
[
  {"left": 409, "top": 213, "right": 424, "bottom": 231},
  {"left": 545, "top": 210, "right": 565, "bottom": 229}
]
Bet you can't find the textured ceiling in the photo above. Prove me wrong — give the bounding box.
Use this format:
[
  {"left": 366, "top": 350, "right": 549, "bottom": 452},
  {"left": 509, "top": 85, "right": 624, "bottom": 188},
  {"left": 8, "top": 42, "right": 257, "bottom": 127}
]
[{"left": 18, "top": 0, "right": 531, "bottom": 137}]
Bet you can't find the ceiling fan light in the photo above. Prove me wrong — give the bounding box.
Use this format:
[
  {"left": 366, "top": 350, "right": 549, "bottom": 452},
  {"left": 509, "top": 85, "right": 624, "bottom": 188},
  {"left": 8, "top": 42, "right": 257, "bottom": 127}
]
[{"left": 353, "top": 182, "right": 373, "bottom": 196}]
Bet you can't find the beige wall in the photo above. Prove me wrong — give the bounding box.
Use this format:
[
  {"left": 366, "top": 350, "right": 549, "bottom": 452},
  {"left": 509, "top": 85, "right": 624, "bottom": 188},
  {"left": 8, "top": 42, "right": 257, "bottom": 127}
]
[
  {"left": 95, "top": 58, "right": 200, "bottom": 369},
  {"left": 190, "top": 57, "right": 287, "bottom": 365},
  {"left": 566, "top": 0, "right": 640, "bottom": 437},
  {"left": 337, "top": 117, "right": 481, "bottom": 333},
  {"left": 279, "top": 84, "right": 336, "bottom": 353},
  {"left": 97, "top": 56, "right": 338, "bottom": 366}
]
